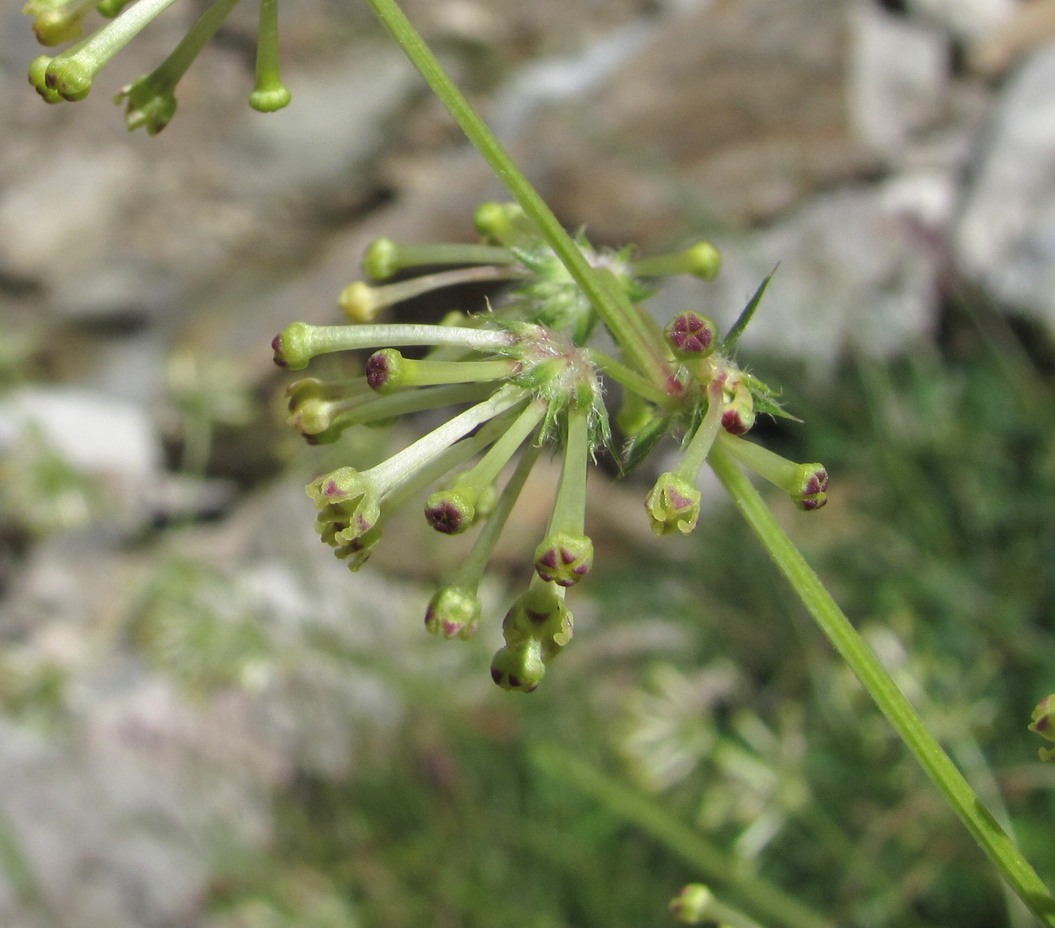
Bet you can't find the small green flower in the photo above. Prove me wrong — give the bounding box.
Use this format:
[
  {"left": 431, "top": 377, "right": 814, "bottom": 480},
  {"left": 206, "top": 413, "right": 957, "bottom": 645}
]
[{"left": 645, "top": 472, "right": 702, "bottom": 536}]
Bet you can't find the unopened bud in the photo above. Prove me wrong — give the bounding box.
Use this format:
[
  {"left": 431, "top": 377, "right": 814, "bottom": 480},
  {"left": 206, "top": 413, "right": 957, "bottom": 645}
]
[
  {"left": 534, "top": 532, "right": 594, "bottom": 587},
  {"left": 490, "top": 640, "right": 546, "bottom": 692},
  {"left": 665, "top": 312, "right": 718, "bottom": 359},
  {"left": 425, "top": 586, "right": 481, "bottom": 640}
]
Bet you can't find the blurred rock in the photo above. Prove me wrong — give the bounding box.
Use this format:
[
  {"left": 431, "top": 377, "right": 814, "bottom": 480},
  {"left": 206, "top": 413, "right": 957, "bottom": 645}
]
[
  {"left": 510, "top": 0, "right": 879, "bottom": 243},
  {"left": 849, "top": 2, "right": 950, "bottom": 160},
  {"left": 953, "top": 45, "right": 1055, "bottom": 327},
  {"left": 653, "top": 181, "right": 941, "bottom": 363}
]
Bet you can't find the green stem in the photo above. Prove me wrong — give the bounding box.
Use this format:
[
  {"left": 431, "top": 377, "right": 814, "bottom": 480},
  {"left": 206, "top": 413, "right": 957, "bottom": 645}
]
[
  {"left": 531, "top": 744, "right": 833, "bottom": 928},
  {"left": 707, "top": 441, "right": 1055, "bottom": 927},
  {"left": 365, "top": 0, "right": 674, "bottom": 391}
]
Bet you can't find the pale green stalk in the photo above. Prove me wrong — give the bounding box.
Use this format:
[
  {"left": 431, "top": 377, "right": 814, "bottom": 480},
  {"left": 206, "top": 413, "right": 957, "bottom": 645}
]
[
  {"left": 707, "top": 441, "right": 1055, "bottom": 926},
  {"left": 365, "top": 0, "right": 674, "bottom": 391}
]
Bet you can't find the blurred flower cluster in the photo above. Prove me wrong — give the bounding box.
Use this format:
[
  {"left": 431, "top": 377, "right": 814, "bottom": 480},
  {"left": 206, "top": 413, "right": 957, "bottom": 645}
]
[
  {"left": 272, "top": 202, "right": 829, "bottom": 691},
  {"left": 24, "top": 0, "right": 290, "bottom": 133}
]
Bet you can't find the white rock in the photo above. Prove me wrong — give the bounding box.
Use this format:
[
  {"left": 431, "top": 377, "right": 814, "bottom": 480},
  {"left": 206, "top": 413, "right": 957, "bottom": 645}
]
[
  {"left": 654, "top": 184, "right": 940, "bottom": 364},
  {"left": 850, "top": 3, "right": 949, "bottom": 159},
  {"left": 0, "top": 387, "right": 161, "bottom": 480}
]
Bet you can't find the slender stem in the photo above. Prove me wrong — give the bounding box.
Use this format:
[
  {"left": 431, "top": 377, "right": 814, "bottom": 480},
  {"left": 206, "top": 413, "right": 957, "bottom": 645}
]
[
  {"left": 707, "top": 442, "right": 1055, "bottom": 927},
  {"left": 364, "top": 0, "right": 674, "bottom": 391}
]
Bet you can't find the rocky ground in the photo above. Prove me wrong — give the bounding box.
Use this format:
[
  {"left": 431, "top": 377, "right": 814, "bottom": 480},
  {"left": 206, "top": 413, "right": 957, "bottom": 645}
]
[{"left": 1, "top": 0, "right": 1054, "bottom": 925}]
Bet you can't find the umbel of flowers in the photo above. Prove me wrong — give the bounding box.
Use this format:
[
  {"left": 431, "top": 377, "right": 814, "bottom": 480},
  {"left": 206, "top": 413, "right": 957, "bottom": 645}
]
[
  {"left": 24, "top": 0, "right": 291, "bottom": 134},
  {"left": 272, "top": 202, "right": 828, "bottom": 691}
]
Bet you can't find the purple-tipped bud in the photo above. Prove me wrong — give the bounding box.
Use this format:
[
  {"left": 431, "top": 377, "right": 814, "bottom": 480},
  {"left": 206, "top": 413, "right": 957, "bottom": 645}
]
[
  {"left": 271, "top": 322, "right": 313, "bottom": 370},
  {"left": 423, "top": 489, "right": 476, "bottom": 535},
  {"left": 665, "top": 312, "right": 718, "bottom": 359},
  {"left": 645, "top": 472, "right": 701, "bottom": 536},
  {"left": 720, "top": 385, "right": 756, "bottom": 435},
  {"left": 365, "top": 349, "right": 403, "bottom": 393},
  {"left": 489, "top": 640, "right": 545, "bottom": 693},
  {"left": 29, "top": 55, "right": 64, "bottom": 104},
  {"left": 790, "top": 464, "right": 829, "bottom": 511},
  {"left": 425, "top": 586, "right": 481, "bottom": 640},
  {"left": 1030, "top": 694, "right": 1055, "bottom": 761},
  {"left": 533, "top": 532, "right": 594, "bottom": 587}
]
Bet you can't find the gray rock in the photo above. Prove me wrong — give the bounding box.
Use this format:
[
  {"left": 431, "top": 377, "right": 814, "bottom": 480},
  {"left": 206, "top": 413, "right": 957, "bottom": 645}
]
[
  {"left": 653, "top": 183, "right": 941, "bottom": 363},
  {"left": 953, "top": 45, "right": 1055, "bottom": 329}
]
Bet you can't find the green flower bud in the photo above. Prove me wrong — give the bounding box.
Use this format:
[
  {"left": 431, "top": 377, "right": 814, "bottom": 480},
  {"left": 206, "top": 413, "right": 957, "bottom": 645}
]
[
  {"left": 630, "top": 241, "right": 722, "bottom": 281},
  {"left": 363, "top": 237, "right": 401, "bottom": 280},
  {"left": 272, "top": 322, "right": 314, "bottom": 370},
  {"left": 720, "top": 381, "right": 756, "bottom": 436},
  {"left": 669, "top": 883, "right": 717, "bottom": 925},
  {"left": 28, "top": 1, "right": 87, "bottom": 46},
  {"left": 490, "top": 640, "right": 546, "bottom": 692},
  {"left": 425, "top": 585, "right": 481, "bottom": 640},
  {"left": 44, "top": 54, "right": 94, "bottom": 101},
  {"left": 250, "top": 0, "right": 291, "bottom": 112},
  {"left": 365, "top": 348, "right": 404, "bottom": 393},
  {"left": 473, "top": 201, "right": 536, "bottom": 247},
  {"left": 249, "top": 84, "right": 292, "bottom": 113},
  {"left": 28, "top": 55, "right": 64, "bottom": 104},
  {"left": 423, "top": 487, "right": 477, "bottom": 535},
  {"left": 645, "top": 472, "right": 701, "bottom": 536},
  {"left": 534, "top": 531, "right": 594, "bottom": 587}
]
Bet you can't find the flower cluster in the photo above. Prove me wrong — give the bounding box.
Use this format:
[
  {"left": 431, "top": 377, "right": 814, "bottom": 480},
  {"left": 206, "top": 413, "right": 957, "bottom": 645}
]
[
  {"left": 24, "top": 0, "right": 290, "bottom": 134},
  {"left": 273, "top": 202, "right": 828, "bottom": 691}
]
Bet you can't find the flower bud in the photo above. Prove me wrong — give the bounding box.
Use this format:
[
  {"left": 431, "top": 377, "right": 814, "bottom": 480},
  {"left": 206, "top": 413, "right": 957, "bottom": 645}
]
[
  {"left": 720, "top": 382, "right": 756, "bottom": 436},
  {"left": 665, "top": 311, "right": 718, "bottom": 359},
  {"left": 669, "top": 883, "right": 717, "bottom": 925},
  {"left": 425, "top": 586, "right": 481, "bottom": 640},
  {"left": 29, "top": 55, "right": 64, "bottom": 104},
  {"left": 423, "top": 488, "right": 477, "bottom": 535},
  {"left": 490, "top": 640, "right": 546, "bottom": 692},
  {"left": 533, "top": 532, "right": 594, "bottom": 587},
  {"left": 645, "top": 472, "right": 701, "bottom": 536},
  {"left": 363, "top": 237, "right": 401, "bottom": 280},
  {"left": 1030, "top": 694, "right": 1055, "bottom": 762},
  {"left": 366, "top": 349, "right": 404, "bottom": 393}
]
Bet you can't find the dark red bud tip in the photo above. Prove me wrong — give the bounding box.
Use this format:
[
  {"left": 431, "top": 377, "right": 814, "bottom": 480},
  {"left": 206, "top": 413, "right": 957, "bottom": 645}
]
[
  {"left": 803, "top": 469, "right": 829, "bottom": 496},
  {"left": 366, "top": 351, "right": 392, "bottom": 390},
  {"left": 271, "top": 332, "right": 288, "bottom": 367},
  {"left": 425, "top": 500, "right": 466, "bottom": 534},
  {"left": 666, "top": 312, "right": 717, "bottom": 357},
  {"left": 721, "top": 407, "right": 753, "bottom": 435}
]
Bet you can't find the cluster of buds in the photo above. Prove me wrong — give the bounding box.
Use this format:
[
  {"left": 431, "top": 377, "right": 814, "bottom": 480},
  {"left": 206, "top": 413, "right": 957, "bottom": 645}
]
[
  {"left": 273, "top": 202, "right": 828, "bottom": 691},
  {"left": 24, "top": 0, "right": 290, "bottom": 133}
]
